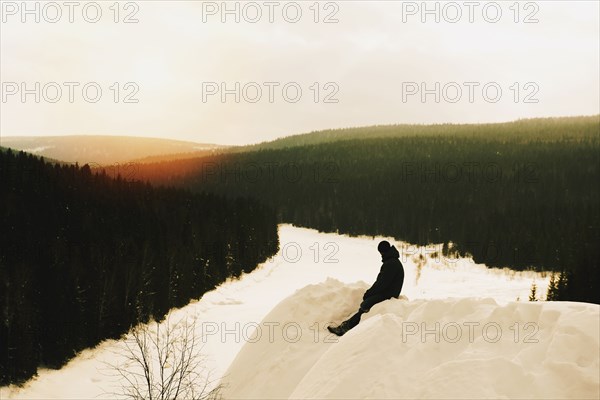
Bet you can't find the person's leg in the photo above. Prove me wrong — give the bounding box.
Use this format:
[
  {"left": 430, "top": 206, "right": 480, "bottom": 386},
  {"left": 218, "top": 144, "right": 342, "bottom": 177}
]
[
  {"left": 341, "top": 309, "right": 364, "bottom": 330},
  {"left": 329, "top": 294, "right": 389, "bottom": 336},
  {"left": 328, "top": 309, "right": 363, "bottom": 336},
  {"left": 359, "top": 294, "right": 388, "bottom": 313}
]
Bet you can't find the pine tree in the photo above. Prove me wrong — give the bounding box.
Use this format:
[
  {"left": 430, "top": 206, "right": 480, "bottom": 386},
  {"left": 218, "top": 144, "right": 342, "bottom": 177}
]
[
  {"left": 546, "top": 273, "right": 559, "bottom": 301},
  {"left": 528, "top": 282, "right": 538, "bottom": 302}
]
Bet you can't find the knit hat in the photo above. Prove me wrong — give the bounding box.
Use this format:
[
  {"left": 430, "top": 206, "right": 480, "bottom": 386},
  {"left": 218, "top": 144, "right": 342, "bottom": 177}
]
[{"left": 377, "top": 240, "right": 391, "bottom": 254}]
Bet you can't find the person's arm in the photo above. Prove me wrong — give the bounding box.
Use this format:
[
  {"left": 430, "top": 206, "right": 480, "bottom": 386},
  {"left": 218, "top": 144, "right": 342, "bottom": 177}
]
[{"left": 363, "top": 264, "right": 394, "bottom": 299}]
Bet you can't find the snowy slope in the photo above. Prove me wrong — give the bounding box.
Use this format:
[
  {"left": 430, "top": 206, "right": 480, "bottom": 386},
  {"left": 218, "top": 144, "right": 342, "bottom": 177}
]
[
  {"left": 223, "top": 279, "right": 600, "bottom": 399},
  {"left": 1, "top": 225, "right": 560, "bottom": 398}
]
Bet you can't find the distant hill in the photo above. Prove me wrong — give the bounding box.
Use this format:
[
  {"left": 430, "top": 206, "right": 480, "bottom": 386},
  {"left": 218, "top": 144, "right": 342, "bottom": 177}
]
[
  {"left": 134, "top": 116, "right": 598, "bottom": 163},
  {"left": 240, "top": 115, "right": 599, "bottom": 151},
  {"left": 0, "top": 135, "right": 225, "bottom": 165}
]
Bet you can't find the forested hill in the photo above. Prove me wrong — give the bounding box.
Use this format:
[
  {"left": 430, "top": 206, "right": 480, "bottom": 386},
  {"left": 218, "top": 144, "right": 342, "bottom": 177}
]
[
  {"left": 239, "top": 115, "right": 599, "bottom": 151},
  {"left": 132, "top": 116, "right": 600, "bottom": 304},
  {"left": 0, "top": 150, "right": 279, "bottom": 385}
]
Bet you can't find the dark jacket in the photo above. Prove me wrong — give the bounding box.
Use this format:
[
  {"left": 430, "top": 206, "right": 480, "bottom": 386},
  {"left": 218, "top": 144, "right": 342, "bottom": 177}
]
[{"left": 363, "top": 245, "right": 404, "bottom": 300}]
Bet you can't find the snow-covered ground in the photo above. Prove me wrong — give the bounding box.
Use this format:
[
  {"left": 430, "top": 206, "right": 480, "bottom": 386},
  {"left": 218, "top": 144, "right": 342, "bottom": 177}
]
[
  {"left": 223, "top": 279, "right": 599, "bottom": 399},
  {"left": 3, "top": 224, "right": 595, "bottom": 399}
]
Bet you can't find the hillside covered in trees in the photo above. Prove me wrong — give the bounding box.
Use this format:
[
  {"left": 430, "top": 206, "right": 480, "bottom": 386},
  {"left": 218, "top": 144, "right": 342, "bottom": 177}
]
[
  {"left": 134, "top": 116, "right": 600, "bottom": 304},
  {"left": 239, "top": 115, "right": 598, "bottom": 150},
  {"left": 0, "top": 150, "right": 279, "bottom": 385}
]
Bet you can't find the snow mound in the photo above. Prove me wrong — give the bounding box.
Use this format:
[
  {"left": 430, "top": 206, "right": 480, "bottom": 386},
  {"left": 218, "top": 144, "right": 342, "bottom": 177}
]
[{"left": 222, "top": 278, "right": 599, "bottom": 399}]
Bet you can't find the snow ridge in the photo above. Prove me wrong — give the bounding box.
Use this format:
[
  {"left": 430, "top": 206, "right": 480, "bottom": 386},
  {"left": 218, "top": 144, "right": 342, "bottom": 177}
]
[{"left": 222, "top": 279, "right": 600, "bottom": 399}]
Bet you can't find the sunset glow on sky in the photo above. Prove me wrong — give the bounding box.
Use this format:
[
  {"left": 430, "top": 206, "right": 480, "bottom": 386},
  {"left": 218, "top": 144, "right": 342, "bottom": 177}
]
[{"left": 1, "top": 1, "right": 598, "bottom": 145}]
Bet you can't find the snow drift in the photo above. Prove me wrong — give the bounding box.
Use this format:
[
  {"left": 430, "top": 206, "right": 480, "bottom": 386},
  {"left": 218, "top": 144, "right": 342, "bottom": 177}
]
[{"left": 222, "top": 278, "right": 600, "bottom": 399}]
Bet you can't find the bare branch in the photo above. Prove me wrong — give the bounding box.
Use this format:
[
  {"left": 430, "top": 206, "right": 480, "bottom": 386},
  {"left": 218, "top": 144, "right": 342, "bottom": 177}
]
[{"left": 105, "top": 317, "right": 220, "bottom": 400}]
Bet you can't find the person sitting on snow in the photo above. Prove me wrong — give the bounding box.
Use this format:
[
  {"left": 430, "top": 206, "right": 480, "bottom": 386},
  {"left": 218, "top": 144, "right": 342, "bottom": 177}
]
[{"left": 328, "top": 240, "right": 405, "bottom": 336}]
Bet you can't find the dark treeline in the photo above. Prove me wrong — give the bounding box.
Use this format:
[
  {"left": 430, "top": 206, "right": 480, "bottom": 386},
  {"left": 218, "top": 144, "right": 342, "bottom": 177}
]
[
  {"left": 0, "top": 150, "right": 279, "bottom": 385},
  {"left": 134, "top": 117, "right": 599, "bottom": 304}
]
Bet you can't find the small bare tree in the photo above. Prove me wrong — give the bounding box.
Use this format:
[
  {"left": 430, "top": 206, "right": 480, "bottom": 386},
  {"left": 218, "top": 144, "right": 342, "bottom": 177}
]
[{"left": 107, "top": 317, "right": 221, "bottom": 400}]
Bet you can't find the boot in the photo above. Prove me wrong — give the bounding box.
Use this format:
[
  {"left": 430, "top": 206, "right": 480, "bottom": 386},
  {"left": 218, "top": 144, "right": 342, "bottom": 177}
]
[{"left": 327, "top": 323, "right": 348, "bottom": 337}]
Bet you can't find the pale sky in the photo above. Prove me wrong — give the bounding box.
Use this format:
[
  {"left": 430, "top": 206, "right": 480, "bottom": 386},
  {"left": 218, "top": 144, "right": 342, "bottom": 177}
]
[{"left": 1, "top": 1, "right": 598, "bottom": 145}]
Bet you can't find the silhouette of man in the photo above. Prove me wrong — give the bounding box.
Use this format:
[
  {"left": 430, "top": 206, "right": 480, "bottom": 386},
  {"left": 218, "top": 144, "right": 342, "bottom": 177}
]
[{"left": 328, "top": 240, "right": 404, "bottom": 336}]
